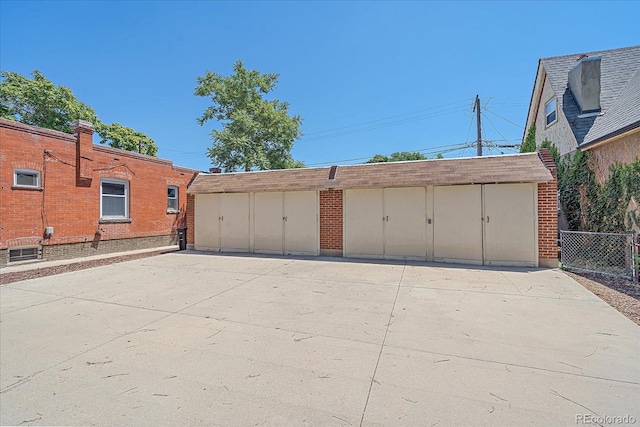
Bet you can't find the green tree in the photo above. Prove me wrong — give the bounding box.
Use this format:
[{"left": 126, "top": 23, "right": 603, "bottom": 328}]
[
  {"left": 366, "top": 151, "right": 428, "bottom": 163},
  {"left": 520, "top": 125, "right": 537, "bottom": 153},
  {"left": 97, "top": 122, "right": 158, "bottom": 156},
  {"left": 195, "top": 60, "right": 303, "bottom": 172},
  {"left": 0, "top": 70, "right": 158, "bottom": 156}
]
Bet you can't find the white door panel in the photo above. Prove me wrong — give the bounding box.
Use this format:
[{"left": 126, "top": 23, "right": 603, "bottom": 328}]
[
  {"left": 345, "top": 189, "right": 384, "bottom": 257},
  {"left": 254, "top": 192, "right": 283, "bottom": 254},
  {"left": 284, "top": 191, "right": 318, "bottom": 255},
  {"left": 194, "top": 194, "right": 220, "bottom": 251},
  {"left": 384, "top": 187, "right": 427, "bottom": 259},
  {"left": 484, "top": 183, "right": 537, "bottom": 266},
  {"left": 433, "top": 185, "right": 483, "bottom": 264},
  {"left": 220, "top": 193, "right": 250, "bottom": 252}
]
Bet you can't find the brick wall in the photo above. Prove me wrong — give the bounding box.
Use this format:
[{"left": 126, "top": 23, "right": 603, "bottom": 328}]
[
  {"left": 186, "top": 194, "right": 195, "bottom": 249},
  {"left": 537, "top": 149, "right": 559, "bottom": 268},
  {"left": 0, "top": 119, "right": 198, "bottom": 266},
  {"left": 319, "top": 189, "right": 343, "bottom": 256}
]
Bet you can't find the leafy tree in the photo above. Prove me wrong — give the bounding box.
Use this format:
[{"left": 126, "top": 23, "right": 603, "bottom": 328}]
[
  {"left": 366, "top": 151, "right": 428, "bottom": 163},
  {"left": 97, "top": 122, "right": 157, "bottom": 156},
  {"left": 0, "top": 70, "right": 158, "bottom": 156},
  {"left": 520, "top": 125, "right": 537, "bottom": 153},
  {"left": 195, "top": 60, "right": 303, "bottom": 172}
]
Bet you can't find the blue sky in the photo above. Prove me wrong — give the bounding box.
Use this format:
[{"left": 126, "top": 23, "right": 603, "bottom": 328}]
[{"left": 1, "top": 1, "right": 638, "bottom": 171}]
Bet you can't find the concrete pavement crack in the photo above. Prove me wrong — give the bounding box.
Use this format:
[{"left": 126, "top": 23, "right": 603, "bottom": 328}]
[{"left": 359, "top": 261, "right": 406, "bottom": 427}]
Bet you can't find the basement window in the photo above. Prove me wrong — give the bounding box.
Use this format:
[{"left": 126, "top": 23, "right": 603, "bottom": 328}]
[
  {"left": 101, "top": 179, "right": 129, "bottom": 219},
  {"left": 167, "top": 186, "right": 178, "bottom": 212},
  {"left": 545, "top": 98, "right": 557, "bottom": 126},
  {"left": 9, "top": 246, "right": 41, "bottom": 263},
  {"left": 13, "top": 169, "right": 41, "bottom": 188}
]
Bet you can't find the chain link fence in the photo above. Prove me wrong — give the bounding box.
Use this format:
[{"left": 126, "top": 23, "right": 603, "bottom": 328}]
[{"left": 560, "top": 231, "right": 636, "bottom": 279}]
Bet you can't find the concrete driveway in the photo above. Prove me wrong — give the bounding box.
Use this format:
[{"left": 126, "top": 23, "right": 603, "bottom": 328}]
[{"left": 1, "top": 252, "right": 638, "bottom": 426}]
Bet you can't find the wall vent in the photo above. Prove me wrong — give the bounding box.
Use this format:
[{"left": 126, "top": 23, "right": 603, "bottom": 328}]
[{"left": 328, "top": 165, "right": 338, "bottom": 180}]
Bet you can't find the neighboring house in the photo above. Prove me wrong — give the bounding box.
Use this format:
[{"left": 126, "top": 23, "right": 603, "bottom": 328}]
[
  {"left": 524, "top": 45, "right": 640, "bottom": 183},
  {"left": 187, "top": 151, "right": 558, "bottom": 268},
  {"left": 0, "top": 118, "right": 198, "bottom": 267}
]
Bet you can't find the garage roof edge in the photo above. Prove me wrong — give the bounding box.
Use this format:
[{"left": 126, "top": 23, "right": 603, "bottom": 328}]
[{"left": 187, "top": 152, "right": 553, "bottom": 194}]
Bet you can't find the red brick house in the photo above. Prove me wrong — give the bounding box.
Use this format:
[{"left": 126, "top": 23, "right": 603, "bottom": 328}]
[{"left": 0, "top": 118, "right": 198, "bottom": 267}]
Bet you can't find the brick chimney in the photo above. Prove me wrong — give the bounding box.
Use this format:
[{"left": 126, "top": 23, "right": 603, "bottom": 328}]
[
  {"left": 209, "top": 167, "right": 221, "bottom": 173},
  {"left": 568, "top": 56, "right": 602, "bottom": 113},
  {"left": 71, "top": 120, "right": 95, "bottom": 186}
]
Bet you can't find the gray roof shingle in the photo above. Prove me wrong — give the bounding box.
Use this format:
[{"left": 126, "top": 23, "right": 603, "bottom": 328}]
[{"left": 541, "top": 45, "right": 640, "bottom": 146}]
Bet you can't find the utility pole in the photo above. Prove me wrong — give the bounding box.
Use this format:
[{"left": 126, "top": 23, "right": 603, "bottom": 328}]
[{"left": 473, "top": 94, "right": 482, "bottom": 156}]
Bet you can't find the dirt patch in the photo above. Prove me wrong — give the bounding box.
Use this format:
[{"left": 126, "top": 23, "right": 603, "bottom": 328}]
[
  {"left": 565, "top": 270, "right": 640, "bottom": 326},
  {"left": 0, "top": 249, "right": 176, "bottom": 285}
]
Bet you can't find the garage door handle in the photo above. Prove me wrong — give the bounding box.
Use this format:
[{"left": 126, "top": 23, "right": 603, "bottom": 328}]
[
  {"left": 283, "top": 216, "right": 287, "bottom": 222},
  {"left": 220, "top": 216, "right": 223, "bottom": 221},
  {"left": 383, "top": 216, "right": 388, "bottom": 222},
  {"left": 486, "top": 216, "right": 490, "bottom": 223}
]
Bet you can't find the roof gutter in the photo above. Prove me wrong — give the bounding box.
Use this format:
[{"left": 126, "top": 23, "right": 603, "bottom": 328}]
[{"left": 579, "top": 121, "right": 640, "bottom": 151}]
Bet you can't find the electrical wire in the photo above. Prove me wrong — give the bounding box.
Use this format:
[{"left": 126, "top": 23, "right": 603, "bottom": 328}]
[
  {"left": 482, "top": 111, "right": 509, "bottom": 143},
  {"left": 305, "top": 141, "right": 473, "bottom": 166},
  {"left": 301, "top": 99, "right": 473, "bottom": 137},
  {"left": 484, "top": 108, "right": 525, "bottom": 129},
  {"left": 300, "top": 107, "right": 468, "bottom": 143}
]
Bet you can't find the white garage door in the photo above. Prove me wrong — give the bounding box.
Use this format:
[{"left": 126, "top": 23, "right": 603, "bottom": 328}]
[
  {"left": 344, "top": 188, "right": 427, "bottom": 260},
  {"left": 384, "top": 187, "right": 427, "bottom": 259},
  {"left": 483, "top": 183, "right": 537, "bottom": 266},
  {"left": 220, "top": 193, "right": 250, "bottom": 252},
  {"left": 252, "top": 191, "right": 318, "bottom": 255},
  {"left": 253, "top": 192, "right": 283, "bottom": 254},
  {"left": 284, "top": 191, "right": 318, "bottom": 255},
  {"left": 433, "top": 185, "right": 483, "bottom": 264},
  {"left": 344, "top": 189, "right": 384, "bottom": 257},
  {"left": 194, "top": 194, "right": 221, "bottom": 251}
]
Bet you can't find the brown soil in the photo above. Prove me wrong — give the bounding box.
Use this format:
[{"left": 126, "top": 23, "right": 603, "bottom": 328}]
[{"left": 564, "top": 270, "right": 640, "bottom": 326}]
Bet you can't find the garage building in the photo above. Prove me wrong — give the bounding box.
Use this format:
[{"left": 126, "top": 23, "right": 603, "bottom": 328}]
[{"left": 186, "top": 151, "right": 558, "bottom": 268}]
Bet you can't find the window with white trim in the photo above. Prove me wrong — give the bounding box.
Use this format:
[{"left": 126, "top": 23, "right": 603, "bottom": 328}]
[
  {"left": 545, "top": 98, "right": 557, "bottom": 126},
  {"left": 167, "top": 186, "right": 178, "bottom": 212},
  {"left": 14, "top": 169, "right": 41, "bottom": 188},
  {"left": 100, "top": 179, "right": 129, "bottom": 219}
]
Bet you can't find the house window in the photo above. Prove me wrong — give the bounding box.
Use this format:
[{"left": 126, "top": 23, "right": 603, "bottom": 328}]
[
  {"left": 101, "top": 179, "right": 129, "bottom": 219},
  {"left": 167, "top": 186, "right": 178, "bottom": 212},
  {"left": 9, "top": 246, "right": 41, "bottom": 263},
  {"left": 545, "top": 98, "right": 557, "bottom": 126},
  {"left": 14, "top": 169, "right": 41, "bottom": 188}
]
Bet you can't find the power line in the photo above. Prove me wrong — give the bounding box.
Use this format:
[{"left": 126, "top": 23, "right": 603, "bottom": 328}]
[
  {"left": 481, "top": 111, "right": 509, "bottom": 143},
  {"left": 299, "top": 106, "right": 467, "bottom": 143},
  {"left": 301, "top": 99, "right": 473, "bottom": 137},
  {"left": 305, "top": 141, "right": 473, "bottom": 166},
  {"left": 484, "top": 108, "right": 525, "bottom": 129}
]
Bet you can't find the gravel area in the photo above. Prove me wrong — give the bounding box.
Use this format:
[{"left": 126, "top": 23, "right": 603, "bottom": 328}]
[
  {"left": 564, "top": 270, "right": 640, "bottom": 326},
  {"left": 0, "top": 249, "right": 176, "bottom": 286}
]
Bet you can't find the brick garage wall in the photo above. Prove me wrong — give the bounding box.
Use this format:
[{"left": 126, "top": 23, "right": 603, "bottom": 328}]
[
  {"left": 0, "top": 119, "right": 197, "bottom": 267},
  {"left": 537, "top": 149, "right": 559, "bottom": 268},
  {"left": 186, "top": 194, "right": 195, "bottom": 249},
  {"left": 319, "top": 189, "right": 343, "bottom": 257}
]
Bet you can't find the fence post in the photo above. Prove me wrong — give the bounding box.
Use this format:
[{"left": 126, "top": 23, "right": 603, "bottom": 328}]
[{"left": 636, "top": 232, "right": 639, "bottom": 283}]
